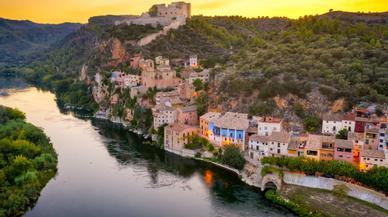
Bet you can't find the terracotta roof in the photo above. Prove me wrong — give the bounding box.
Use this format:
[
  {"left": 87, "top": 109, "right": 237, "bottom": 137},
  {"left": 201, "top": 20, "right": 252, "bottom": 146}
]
[
  {"left": 258, "top": 116, "right": 282, "bottom": 123},
  {"left": 213, "top": 112, "right": 249, "bottom": 130},
  {"left": 306, "top": 134, "right": 335, "bottom": 151},
  {"left": 335, "top": 139, "right": 353, "bottom": 149},
  {"left": 343, "top": 113, "right": 356, "bottom": 121},
  {"left": 288, "top": 138, "right": 299, "bottom": 150},
  {"left": 167, "top": 123, "right": 197, "bottom": 133},
  {"left": 322, "top": 113, "right": 342, "bottom": 121},
  {"left": 361, "top": 149, "right": 385, "bottom": 159},
  {"left": 288, "top": 137, "right": 307, "bottom": 150},
  {"left": 249, "top": 134, "right": 269, "bottom": 142},
  {"left": 268, "top": 131, "right": 290, "bottom": 143},
  {"left": 200, "top": 112, "right": 221, "bottom": 122}
]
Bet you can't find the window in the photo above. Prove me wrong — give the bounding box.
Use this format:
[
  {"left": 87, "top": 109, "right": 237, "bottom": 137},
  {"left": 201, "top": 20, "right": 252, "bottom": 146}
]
[
  {"left": 307, "top": 150, "right": 318, "bottom": 156},
  {"left": 277, "top": 149, "right": 280, "bottom": 154}
]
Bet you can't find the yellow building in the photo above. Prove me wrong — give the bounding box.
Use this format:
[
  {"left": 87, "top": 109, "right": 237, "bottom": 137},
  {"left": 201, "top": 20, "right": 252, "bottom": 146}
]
[
  {"left": 164, "top": 123, "right": 197, "bottom": 152},
  {"left": 304, "top": 134, "right": 335, "bottom": 161}
]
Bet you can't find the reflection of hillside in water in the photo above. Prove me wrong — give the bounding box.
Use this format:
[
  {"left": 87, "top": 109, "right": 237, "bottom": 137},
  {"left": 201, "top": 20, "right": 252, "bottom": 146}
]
[{"left": 90, "top": 118, "right": 281, "bottom": 210}]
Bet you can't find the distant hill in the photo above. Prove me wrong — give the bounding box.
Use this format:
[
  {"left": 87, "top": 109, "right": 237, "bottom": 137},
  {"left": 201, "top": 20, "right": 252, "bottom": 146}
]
[
  {"left": 0, "top": 18, "right": 81, "bottom": 67},
  {"left": 319, "top": 11, "right": 388, "bottom": 24}
]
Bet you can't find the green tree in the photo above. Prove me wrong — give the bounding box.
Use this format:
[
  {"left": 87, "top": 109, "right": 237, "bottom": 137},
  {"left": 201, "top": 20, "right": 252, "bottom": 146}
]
[
  {"left": 220, "top": 144, "right": 246, "bottom": 170},
  {"left": 336, "top": 128, "right": 348, "bottom": 140},
  {"left": 193, "top": 79, "right": 204, "bottom": 91},
  {"left": 195, "top": 92, "right": 208, "bottom": 116},
  {"left": 303, "top": 115, "right": 321, "bottom": 133}
]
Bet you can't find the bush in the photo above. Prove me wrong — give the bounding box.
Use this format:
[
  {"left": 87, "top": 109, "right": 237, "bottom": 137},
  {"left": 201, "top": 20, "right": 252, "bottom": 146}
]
[
  {"left": 265, "top": 190, "right": 324, "bottom": 217},
  {"left": 336, "top": 128, "right": 348, "bottom": 139},
  {"left": 303, "top": 115, "right": 321, "bottom": 133},
  {"left": 220, "top": 144, "right": 246, "bottom": 170},
  {"left": 262, "top": 156, "right": 388, "bottom": 193}
]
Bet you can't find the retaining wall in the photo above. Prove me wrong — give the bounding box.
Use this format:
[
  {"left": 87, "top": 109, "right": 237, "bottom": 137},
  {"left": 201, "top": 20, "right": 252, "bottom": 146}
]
[{"left": 283, "top": 172, "right": 388, "bottom": 210}]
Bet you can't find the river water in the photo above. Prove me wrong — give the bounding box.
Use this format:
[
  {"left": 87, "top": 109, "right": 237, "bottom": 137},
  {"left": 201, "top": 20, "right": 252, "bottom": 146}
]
[{"left": 0, "top": 82, "right": 293, "bottom": 217}]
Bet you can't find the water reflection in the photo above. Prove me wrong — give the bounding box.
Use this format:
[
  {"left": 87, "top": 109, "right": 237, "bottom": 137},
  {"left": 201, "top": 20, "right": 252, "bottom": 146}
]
[{"left": 0, "top": 79, "right": 293, "bottom": 217}]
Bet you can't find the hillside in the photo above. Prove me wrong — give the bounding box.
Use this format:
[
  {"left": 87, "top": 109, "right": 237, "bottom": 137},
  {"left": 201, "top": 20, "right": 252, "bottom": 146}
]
[
  {"left": 0, "top": 18, "right": 81, "bottom": 69},
  {"left": 17, "top": 11, "right": 388, "bottom": 118}
]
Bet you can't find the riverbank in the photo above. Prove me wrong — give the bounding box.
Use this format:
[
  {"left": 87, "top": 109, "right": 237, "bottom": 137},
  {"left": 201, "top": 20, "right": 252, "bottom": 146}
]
[{"left": 0, "top": 106, "right": 58, "bottom": 217}]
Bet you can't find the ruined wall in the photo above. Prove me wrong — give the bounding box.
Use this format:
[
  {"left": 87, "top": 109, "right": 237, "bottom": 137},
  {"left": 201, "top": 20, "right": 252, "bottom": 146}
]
[{"left": 137, "top": 18, "right": 186, "bottom": 46}]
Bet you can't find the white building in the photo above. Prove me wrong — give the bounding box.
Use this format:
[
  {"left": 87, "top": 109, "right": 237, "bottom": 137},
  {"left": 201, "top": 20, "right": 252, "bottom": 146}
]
[
  {"left": 188, "top": 69, "right": 209, "bottom": 84},
  {"left": 152, "top": 104, "right": 177, "bottom": 129},
  {"left": 123, "top": 74, "right": 141, "bottom": 88},
  {"left": 322, "top": 113, "right": 355, "bottom": 135},
  {"left": 189, "top": 55, "right": 198, "bottom": 68},
  {"left": 378, "top": 121, "right": 387, "bottom": 152},
  {"left": 248, "top": 131, "right": 290, "bottom": 161},
  {"left": 248, "top": 135, "right": 269, "bottom": 161},
  {"left": 266, "top": 131, "right": 290, "bottom": 157},
  {"left": 360, "top": 149, "right": 387, "bottom": 170},
  {"left": 256, "top": 116, "right": 283, "bottom": 136}
]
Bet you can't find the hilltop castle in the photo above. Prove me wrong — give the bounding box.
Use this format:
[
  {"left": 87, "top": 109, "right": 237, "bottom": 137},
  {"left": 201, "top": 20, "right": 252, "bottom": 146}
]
[{"left": 115, "top": 2, "right": 191, "bottom": 27}]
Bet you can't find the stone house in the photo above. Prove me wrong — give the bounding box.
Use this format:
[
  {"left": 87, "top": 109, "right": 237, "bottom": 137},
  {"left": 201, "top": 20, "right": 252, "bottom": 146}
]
[
  {"left": 199, "top": 112, "right": 221, "bottom": 137},
  {"left": 178, "top": 81, "right": 196, "bottom": 99},
  {"left": 155, "top": 90, "right": 180, "bottom": 105},
  {"left": 209, "top": 112, "right": 249, "bottom": 150},
  {"left": 305, "top": 134, "right": 335, "bottom": 161},
  {"left": 140, "top": 58, "right": 181, "bottom": 89},
  {"left": 130, "top": 86, "right": 148, "bottom": 99},
  {"left": 364, "top": 128, "right": 379, "bottom": 150},
  {"left": 256, "top": 116, "right": 283, "bottom": 136},
  {"left": 334, "top": 139, "right": 354, "bottom": 163},
  {"left": 266, "top": 131, "right": 291, "bottom": 157},
  {"left": 347, "top": 132, "right": 364, "bottom": 161},
  {"left": 152, "top": 104, "right": 177, "bottom": 129},
  {"left": 164, "top": 123, "right": 197, "bottom": 152},
  {"left": 248, "top": 131, "right": 290, "bottom": 161},
  {"left": 360, "top": 149, "right": 387, "bottom": 170},
  {"left": 123, "top": 74, "right": 141, "bottom": 88},
  {"left": 287, "top": 135, "right": 308, "bottom": 157},
  {"left": 177, "top": 105, "right": 198, "bottom": 126},
  {"left": 188, "top": 69, "right": 210, "bottom": 84},
  {"left": 248, "top": 135, "right": 268, "bottom": 162},
  {"left": 321, "top": 113, "right": 355, "bottom": 135}
]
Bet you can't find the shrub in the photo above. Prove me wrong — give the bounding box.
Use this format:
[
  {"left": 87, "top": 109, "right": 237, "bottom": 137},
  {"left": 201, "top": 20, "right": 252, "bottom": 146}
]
[
  {"left": 262, "top": 156, "right": 388, "bottom": 193},
  {"left": 220, "top": 144, "right": 246, "bottom": 170},
  {"left": 265, "top": 190, "right": 324, "bottom": 217},
  {"left": 303, "top": 115, "right": 321, "bottom": 132}
]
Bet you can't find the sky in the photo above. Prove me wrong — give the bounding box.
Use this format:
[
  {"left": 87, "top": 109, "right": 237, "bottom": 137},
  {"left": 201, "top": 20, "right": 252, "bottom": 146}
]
[{"left": 0, "top": 0, "right": 387, "bottom": 24}]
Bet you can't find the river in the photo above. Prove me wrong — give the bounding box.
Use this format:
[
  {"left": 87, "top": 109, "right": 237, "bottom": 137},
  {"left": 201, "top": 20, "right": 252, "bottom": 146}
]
[{"left": 0, "top": 81, "right": 293, "bottom": 217}]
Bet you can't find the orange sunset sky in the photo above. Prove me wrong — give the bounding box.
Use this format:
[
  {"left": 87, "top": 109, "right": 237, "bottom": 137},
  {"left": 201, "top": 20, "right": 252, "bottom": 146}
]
[{"left": 0, "top": 0, "right": 387, "bottom": 24}]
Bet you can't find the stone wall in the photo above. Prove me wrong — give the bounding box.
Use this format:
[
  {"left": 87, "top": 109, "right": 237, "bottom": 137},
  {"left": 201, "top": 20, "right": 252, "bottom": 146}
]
[
  {"left": 283, "top": 172, "right": 388, "bottom": 210},
  {"left": 137, "top": 18, "right": 186, "bottom": 46}
]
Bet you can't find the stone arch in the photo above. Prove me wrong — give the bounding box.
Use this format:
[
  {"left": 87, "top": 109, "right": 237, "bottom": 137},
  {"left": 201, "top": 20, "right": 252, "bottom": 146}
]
[{"left": 261, "top": 174, "right": 282, "bottom": 191}]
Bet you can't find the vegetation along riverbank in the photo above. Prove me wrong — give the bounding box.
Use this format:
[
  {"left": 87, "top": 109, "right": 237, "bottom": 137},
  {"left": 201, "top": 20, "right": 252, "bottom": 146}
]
[{"left": 0, "top": 106, "right": 58, "bottom": 217}]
